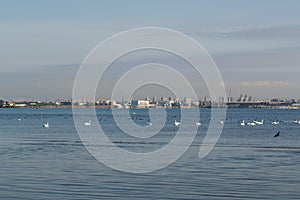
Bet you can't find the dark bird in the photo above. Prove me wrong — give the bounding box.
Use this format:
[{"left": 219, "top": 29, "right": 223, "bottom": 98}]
[{"left": 274, "top": 131, "right": 280, "bottom": 138}]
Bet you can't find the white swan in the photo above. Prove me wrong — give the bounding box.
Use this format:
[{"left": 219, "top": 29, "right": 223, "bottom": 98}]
[
  {"left": 254, "top": 119, "right": 264, "bottom": 125},
  {"left": 293, "top": 120, "right": 300, "bottom": 124},
  {"left": 247, "top": 122, "right": 256, "bottom": 126},
  {"left": 240, "top": 120, "right": 245, "bottom": 126},
  {"left": 84, "top": 120, "right": 92, "bottom": 126},
  {"left": 174, "top": 120, "right": 181, "bottom": 126},
  {"left": 196, "top": 122, "right": 201, "bottom": 126},
  {"left": 43, "top": 122, "right": 49, "bottom": 128}
]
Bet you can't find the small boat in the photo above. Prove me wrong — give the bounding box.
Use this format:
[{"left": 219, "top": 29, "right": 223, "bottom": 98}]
[
  {"left": 174, "top": 120, "right": 181, "bottom": 126},
  {"left": 271, "top": 121, "right": 280, "bottom": 125},
  {"left": 43, "top": 122, "right": 49, "bottom": 128},
  {"left": 146, "top": 121, "right": 152, "bottom": 126},
  {"left": 17, "top": 118, "right": 21, "bottom": 121},
  {"left": 84, "top": 120, "right": 92, "bottom": 126}
]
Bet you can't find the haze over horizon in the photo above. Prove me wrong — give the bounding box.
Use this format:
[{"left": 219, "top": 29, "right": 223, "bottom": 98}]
[{"left": 1, "top": 0, "right": 299, "bottom": 100}]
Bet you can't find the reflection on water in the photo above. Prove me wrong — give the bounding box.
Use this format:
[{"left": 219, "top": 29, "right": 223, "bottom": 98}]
[{"left": 0, "top": 108, "right": 300, "bottom": 199}]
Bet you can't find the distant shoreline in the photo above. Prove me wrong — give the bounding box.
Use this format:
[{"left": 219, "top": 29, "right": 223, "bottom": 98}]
[
  {"left": 1, "top": 98, "right": 300, "bottom": 109},
  {"left": 0, "top": 106, "right": 299, "bottom": 109}
]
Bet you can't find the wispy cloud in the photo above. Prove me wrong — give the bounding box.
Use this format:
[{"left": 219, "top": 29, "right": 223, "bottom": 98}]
[
  {"left": 214, "top": 25, "right": 300, "bottom": 39},
  {"left": 187, "top": 24, "right": 300, "bottom": 40},
  {"left": 240, "top": 81, "right": 292, "bottom": 87}
]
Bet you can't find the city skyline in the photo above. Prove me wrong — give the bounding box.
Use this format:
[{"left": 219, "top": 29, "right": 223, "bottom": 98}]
[
  {"left": 2, "top": 93, "right": 300, "bottom": 109},
  {"left": 1, "top": 1, "right": 300, "bottom": 99}
]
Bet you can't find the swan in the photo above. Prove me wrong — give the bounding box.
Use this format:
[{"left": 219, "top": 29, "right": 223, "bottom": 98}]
[
  {"left": 196, "top": 122, "right": 201, "bottom": 126},
  {"left": 254, "top": 119, "right": 264, "bottom": 125},
  {"left": 43, "top": 122, "right": 49, "bottom": 128},
  {"left": 247, "top": 122, "right": 256, "bottom": 126},
  {"left": 174, "top": 120, "right": 181, "bottom": 126},
  {"left": 271, "top": 121, "right": 279, "bottom": 125},
  {"left": 240, "top": 120, "right": 245, "bottom": 126},
  {"left": 84, "top": 120, "right": 92, "bottom": 126},
  {"left": 293, "top": 120, "right": 300, "bottom": 124}
]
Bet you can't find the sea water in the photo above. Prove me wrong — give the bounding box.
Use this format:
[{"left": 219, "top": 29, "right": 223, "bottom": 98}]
[{"left": 0, "top": 108, "right": 300, "bottom": 199}]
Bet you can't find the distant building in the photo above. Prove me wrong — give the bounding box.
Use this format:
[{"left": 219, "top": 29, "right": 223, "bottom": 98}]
[
  {"left": 293, "top": 103, "right": 300, "bottom": 108},
  {"left": 131, "top": 100, "right": 150, "bottom": 108},
  {"left": 171, "top": 101, "right": 181, "bottom": 108},
  {"left": 161, "top": 97, "right": 167, "bottom": 102},
  {"left": 15, "top": 103, "right": 27, "bottom": 108},
  {"left": 184, "top": 97, "right": 192, "bottom": 107},
  {"left": 104, "top": 99, "right": 111, "bottom": 105},
  {"left": 191, "top": 101, "right": 199, "bottom": 107},
  {"left": 168, "top": 100, "right": 175, "bottom": 108},
  {"left": 152, "top": 97, "right": 157, "bottom": 103},
  {"left": 111, "top": 100, "right": 123, "bottom": 108},
  {"left": 0, "top": 100, "right": 4, "bottom": 108},
  {"left": 270, "top": 98, "right": 279, "bottom": 102},
  {"left": 61, "top": 101, "right": 72, "bottom": 106}
]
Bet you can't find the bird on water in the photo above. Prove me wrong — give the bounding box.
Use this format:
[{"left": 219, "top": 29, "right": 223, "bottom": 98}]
[{"left": 274, "top": 131, "right": 280, "bottom": 138}]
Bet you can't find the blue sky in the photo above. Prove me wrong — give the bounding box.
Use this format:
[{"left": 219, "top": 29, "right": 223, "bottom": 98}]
[{"left": 0, "top": 0, "right": 299, "bottom": 100}]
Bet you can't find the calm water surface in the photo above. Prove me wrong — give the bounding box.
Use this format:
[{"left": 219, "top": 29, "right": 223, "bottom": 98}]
[{"left": 0, "top": 108, "right": 300, "bottom": 199}]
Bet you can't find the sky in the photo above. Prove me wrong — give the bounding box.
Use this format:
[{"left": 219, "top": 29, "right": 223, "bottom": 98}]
[{"left": 0, "top": 0, "right": 300, "bottom": 100}]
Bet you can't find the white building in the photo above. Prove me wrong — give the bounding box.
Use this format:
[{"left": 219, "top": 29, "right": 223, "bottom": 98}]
[{"left": 131, "top": 100, "right": 150, "bottom": 108}]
